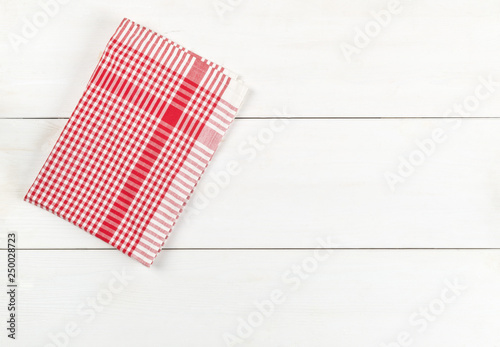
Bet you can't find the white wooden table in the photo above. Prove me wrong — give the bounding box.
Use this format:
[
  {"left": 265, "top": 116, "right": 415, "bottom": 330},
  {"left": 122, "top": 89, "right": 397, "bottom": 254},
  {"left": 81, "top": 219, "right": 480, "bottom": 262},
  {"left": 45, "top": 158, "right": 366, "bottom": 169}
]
[{"left": 2, "top": 0, "right": 500, "bottom": 346}]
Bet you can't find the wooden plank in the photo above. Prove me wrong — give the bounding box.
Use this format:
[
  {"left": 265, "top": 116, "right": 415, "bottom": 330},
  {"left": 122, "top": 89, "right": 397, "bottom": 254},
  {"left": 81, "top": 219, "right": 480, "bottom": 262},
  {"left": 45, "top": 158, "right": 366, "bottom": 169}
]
[
  {"left": 2, "top": 118, "right": 500, "bottom": 249},
  {"left": 0, "top": 249, "right": 497, "bottom": 346},
  {"left": 1, "top": 0, "right": 500, "bottom": 117}
]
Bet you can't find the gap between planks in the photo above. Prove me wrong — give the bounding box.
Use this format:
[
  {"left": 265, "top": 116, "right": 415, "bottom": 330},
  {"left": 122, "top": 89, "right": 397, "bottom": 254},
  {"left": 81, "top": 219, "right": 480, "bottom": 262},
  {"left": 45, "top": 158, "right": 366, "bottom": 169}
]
[
  {"left": 3, "top": 248, "right": 500, "bottom": 251},
  {"left": 3, "top": 116, "right": 500, "bottom": 120}
]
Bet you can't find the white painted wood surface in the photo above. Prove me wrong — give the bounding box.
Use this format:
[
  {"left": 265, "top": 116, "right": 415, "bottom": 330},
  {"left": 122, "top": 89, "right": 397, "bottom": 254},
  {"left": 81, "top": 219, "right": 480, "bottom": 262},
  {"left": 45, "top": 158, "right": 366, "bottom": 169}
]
[
  {"left": 1, "top": 0, "right": 500, "bottom": 117},
  {"left": 3, "top": 119, "right": 500, "bottom": 249},
  {"left": 1, "top": 0, "right": 500, "bottom": 346},
  {"left": 0, "top": 250, "right": 499, "bottom": 346}
]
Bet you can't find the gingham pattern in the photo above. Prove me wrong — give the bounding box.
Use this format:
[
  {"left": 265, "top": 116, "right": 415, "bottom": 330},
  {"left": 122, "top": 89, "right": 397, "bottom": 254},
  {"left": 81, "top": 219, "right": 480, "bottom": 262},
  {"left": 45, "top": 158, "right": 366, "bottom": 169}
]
[{"left": 24, "top": 18, "right": 247, "bottom": 266}]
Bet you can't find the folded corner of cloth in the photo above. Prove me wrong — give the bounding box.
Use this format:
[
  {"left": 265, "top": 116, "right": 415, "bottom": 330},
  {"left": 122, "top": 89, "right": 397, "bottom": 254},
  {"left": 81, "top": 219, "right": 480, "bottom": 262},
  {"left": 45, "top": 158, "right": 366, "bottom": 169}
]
[{"left": 24, "top": 17, "right": 248, "bottom": 267}]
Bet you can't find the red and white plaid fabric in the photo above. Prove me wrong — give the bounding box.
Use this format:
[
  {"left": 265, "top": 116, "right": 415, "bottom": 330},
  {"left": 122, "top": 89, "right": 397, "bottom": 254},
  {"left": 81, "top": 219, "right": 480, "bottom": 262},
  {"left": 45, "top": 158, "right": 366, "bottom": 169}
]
[{"left": 24, "top": 18, "right": 247, "bottom": 266}]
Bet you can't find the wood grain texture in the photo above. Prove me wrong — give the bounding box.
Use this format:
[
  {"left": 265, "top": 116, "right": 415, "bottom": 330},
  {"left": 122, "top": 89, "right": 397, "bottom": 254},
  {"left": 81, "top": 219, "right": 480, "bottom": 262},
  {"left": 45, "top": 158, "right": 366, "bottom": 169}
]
[
  {"left": 1, "top": 1, "right": 500, "bottom": 345},
  {"left": 0, "top": 250, "right": 498, "bottom": 346},
  {"left": 1, "top": 0, "right": 500, "bottom": 117},
  {"left": 2, "top": 118, "right": 500, "bottom": 249}
]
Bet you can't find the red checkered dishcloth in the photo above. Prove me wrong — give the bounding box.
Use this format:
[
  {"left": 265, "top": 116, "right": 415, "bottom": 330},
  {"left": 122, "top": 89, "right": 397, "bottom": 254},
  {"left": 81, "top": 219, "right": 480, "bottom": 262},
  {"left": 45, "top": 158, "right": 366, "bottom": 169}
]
[{"left": 24, "top": 18, "right": 247, "bottom": 266}]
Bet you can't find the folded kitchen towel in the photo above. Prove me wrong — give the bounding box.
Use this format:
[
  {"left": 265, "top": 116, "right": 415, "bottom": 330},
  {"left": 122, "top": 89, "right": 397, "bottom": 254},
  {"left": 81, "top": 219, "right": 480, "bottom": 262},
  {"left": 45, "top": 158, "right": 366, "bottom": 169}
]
[{"left": 24, "top": 18, "right": 247, "bottom": 266}]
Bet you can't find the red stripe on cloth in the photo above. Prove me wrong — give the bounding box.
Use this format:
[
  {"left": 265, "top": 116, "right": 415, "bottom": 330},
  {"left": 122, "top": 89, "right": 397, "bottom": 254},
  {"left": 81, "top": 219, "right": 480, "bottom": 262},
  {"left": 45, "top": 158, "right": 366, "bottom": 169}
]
[
  {"left": 124, "top": 68, "right": 230, "bottom": 257},
  {"left": 96, "top": 58, "right": 209, "bottom": 244}
]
